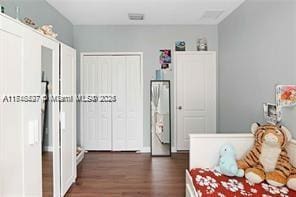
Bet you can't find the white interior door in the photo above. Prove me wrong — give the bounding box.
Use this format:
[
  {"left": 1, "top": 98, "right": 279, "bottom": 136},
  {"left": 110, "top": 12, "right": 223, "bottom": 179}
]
[
  {"left": 82, "top": 56, "right": 112, "bottom": 150},
  {"left": 112, "top": 56, "right": 141, "bottom": 151},
  {"left": 60, "top": 43, "right": 76, "bottom": 196},
  {"left": 176, "top": 52, "right": 216, "bottom": 150}
]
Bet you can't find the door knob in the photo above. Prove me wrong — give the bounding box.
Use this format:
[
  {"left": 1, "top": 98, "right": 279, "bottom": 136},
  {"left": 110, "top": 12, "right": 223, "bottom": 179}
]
[{"left": 178, "top": 106, "right": 182, "bottom": 110}]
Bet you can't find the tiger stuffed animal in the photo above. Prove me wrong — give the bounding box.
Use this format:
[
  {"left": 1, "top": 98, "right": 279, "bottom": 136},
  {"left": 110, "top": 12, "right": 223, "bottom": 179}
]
[
  {"left": 288, "top": 167, "right": 296, "bottom": 190},
  {"left": 237, "top": 123, "right": 296, "bottom": 191}
]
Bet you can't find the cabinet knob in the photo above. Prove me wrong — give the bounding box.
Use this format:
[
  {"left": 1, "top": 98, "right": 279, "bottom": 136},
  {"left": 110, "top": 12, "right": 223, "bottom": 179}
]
[{"left": 178, "top": 106, "right": 182, "bottom": 110}]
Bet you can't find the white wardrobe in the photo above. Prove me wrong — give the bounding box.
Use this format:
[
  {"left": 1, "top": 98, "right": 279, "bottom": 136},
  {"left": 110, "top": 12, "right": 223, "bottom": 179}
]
[
  {"left": 0, "top": 13, "right": 76, "bottom": 197},
  {"left": 81, "top": 54, "right": 143, "bottom": 151}
]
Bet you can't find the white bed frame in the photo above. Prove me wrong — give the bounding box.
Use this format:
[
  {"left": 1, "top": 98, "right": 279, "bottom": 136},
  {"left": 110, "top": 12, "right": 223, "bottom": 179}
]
[{"left": 185, "top": 134, "right": 296, "bottom": 197}]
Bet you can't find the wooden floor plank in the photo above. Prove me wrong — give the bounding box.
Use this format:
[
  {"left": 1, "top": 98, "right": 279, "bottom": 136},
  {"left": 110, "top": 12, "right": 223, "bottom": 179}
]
[{"left": 66, "top": 152, "right": 188, "bottom": 197}]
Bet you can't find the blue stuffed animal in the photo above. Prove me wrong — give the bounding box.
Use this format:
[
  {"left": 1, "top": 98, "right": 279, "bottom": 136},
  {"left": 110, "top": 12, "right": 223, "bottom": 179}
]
[{"left": 214, "top": 144, "right": 244, "bottom": 177}]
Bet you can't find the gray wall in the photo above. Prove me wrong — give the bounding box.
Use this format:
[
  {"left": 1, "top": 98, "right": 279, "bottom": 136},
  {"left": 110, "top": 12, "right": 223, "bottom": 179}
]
[
  {"left": 218, "top": 0, "right": 296, "bottom": 137},
  {"left": 73, "top": 25, "right": 218, "bottom": 147},
  {"left": 2, "top": 0, "right": 73, "bottom": 46}
]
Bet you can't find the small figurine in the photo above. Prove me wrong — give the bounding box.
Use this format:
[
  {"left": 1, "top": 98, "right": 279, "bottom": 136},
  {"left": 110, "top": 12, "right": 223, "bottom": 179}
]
[
  {"left": 37, "top": 25, "right": 58, "bottom": 39},
  {"left": 22, "top": 17, "right": 36, "bottom": 28}
]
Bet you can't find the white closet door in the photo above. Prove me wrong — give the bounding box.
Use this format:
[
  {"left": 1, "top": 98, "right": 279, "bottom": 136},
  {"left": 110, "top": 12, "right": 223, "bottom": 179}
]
[
  {"left": 112, "top": 56, "right": 127, "bottom": 150},
  {"left": 0, "top": 24, "right": 24, "bottom": 197},
  {"left": 60, "top": 44, "right": 76, "bottom": 196},
  {"left": 82, "top": 54, "right": 141, "bottom": 151},
  {"left": 82, "top": 56, "right": 112, "bottom": 150},
  {"left": 112, "top": 56, "right": 140, "bottom": 151},
  {"left": 176, "top": 52, "right": 216, "bottom": 150},
  {"left": 125, "top": 56, "right": 141, "bottom": 150}
]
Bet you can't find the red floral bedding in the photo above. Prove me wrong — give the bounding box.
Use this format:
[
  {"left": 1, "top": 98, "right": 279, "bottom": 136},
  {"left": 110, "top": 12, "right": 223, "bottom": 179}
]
[{"left": 190, "top": 168, "right": 296, "bottom": 197}]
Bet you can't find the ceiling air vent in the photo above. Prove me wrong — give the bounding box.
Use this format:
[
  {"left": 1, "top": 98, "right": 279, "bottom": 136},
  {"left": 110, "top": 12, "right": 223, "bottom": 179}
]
[
  {"left": 201, "top": 10, "right": 224, "bottom": 19},
  {"left": 128, "top": 13, "right": 144, "bottom": 21}
]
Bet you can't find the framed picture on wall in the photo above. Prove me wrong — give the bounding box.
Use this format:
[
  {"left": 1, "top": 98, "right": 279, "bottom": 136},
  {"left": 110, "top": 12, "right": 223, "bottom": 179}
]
[
  {"left": 161, "top": 63, "right": 169, "bottom": 69},
  {"left": 276, "top": 85, "right": 296, "bottom": 107},
  {"left": 263, "top": 103, "right": 281, "bottom": 124},
  {"left": 175, "top": 41, "right": 185, "bottom": 51},
  {"left": 160, "top": 49, "right": 171, "bottom": 64}
]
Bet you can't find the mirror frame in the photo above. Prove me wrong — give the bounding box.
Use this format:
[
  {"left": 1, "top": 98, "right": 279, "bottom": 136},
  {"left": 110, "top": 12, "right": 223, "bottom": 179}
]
[
  {"left": 150, "top": 80, "right": 171, "bottom": 157},
  {"left": 40, "top": 38, "right": 60, "bottom": 196}
]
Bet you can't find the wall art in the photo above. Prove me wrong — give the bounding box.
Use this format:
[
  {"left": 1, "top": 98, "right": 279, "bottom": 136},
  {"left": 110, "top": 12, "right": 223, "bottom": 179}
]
[
  {"left": 276, "top": 85, "right": 296, "bottom": 107},
  {"left": 161, "top": 63, "right": 169, "bottom": 69},
  {"left": 160, "top": 49, "right": 171, "bottom": 64},
  {"left": 263, "top": 103, "right": 281, "bottom": 124},
  {"left": 175, "top": 41, "right": 185, "bottom": 51}
]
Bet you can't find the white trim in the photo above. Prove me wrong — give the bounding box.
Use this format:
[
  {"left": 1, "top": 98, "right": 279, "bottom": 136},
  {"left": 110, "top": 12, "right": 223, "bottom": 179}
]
[
  {"left": 189, "top": 133, "right": 252, "bottom": 139},
  {"left": 171, "top": 146, "right": 177, "bottom": 153},
  {"left": 138, "top": 146, "right": 150, "bottom": 153},
  {"left": 137, "top": 146, "right": 176, "bottom": 154},
  {"left": 186, "top": 170, "right": 199, "bottom": 197},
  {"left": 43, "top": 146, "right": 53, "bottom": 152},
  {"left": 173, "top": 51, "right": 177, "bottom": 151},
  {"left": 81, "top": 52, "right": 143, "bottom": 56},
  {"left": 80, "top": 52, "right": 144, "bottom": 151},
  {"left": 80, "top": 53, "right": 84, "bottom": 150},
  {"left": 76, "top": 150, "right": 85, "bottom": 166}
]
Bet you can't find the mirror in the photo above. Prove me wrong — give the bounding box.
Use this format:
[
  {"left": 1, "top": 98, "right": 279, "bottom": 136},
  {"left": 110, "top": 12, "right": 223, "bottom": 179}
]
[
  {"left": 41, "top": 46, "right": 53, "bottom": 197},
  {"left": 150, "top": 80, "right": 171, "bottom": 156}
]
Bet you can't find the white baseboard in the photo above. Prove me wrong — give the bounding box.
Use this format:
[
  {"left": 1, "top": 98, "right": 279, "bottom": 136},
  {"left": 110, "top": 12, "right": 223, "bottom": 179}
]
[
  {"left": 138, "top": 146, "right": 177, "bottom": 153},
  {"left": 43, "top": 146, "right": 53, "bottom": 152},
  {"left": 138, "top": 146, "right": 151, "bottom": 153},
  {"left": 76, "top": 149, "right": 85, "bottom": 165},
  {"left": 171, "top": 146, "right": 177, "bottom": 153}
]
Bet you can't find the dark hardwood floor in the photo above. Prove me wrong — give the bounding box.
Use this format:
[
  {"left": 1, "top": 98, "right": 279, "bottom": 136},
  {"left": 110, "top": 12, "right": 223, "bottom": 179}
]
[
  {"left": 66, "top": 152, "right": 189, "bottom": 197},
  {"left": 42, "top": 152, "right": 53, "bottom": 197}
]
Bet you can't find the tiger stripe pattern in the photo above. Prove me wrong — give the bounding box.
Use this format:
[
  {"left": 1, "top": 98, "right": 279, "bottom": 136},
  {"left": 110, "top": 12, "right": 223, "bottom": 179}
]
[{"left": 237, "top": 123, "right": 293, "bottom": 187}]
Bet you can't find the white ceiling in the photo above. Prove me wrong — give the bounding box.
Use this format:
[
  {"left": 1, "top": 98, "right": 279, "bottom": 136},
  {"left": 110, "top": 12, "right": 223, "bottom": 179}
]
[{"left": 46, "top": 0, "right": 245, "bottom": 25}]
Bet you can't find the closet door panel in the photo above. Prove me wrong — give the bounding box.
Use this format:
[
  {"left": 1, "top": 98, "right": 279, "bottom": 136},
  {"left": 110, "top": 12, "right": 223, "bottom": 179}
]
[
  {"left": 22, "top": 32, "right": 42, "bottom": 197},
  {"left": 112, "top": 56, "right": 127, "bottom": 150},
  {"left": 0, "top": 28, "right": 24, "bottom": 197},
  {"left": 60, "top": 44, "right": 76, "bottom": 196},
  {"left": 83, "top": 56, "right": 112, "bottom": 150},
  {"left": 97, "top": 56, "right": 112, "bottom": 150},
  {"left": 83, "top": 56, "right": 97, "bottom": 149},
  {"left": 125, "top": 56, "right": 141, "bottom": 150},
  {"left": 112, "top": 55, "right": 140, "bottom": 151}
]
